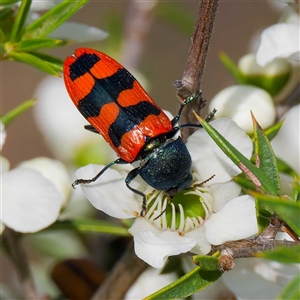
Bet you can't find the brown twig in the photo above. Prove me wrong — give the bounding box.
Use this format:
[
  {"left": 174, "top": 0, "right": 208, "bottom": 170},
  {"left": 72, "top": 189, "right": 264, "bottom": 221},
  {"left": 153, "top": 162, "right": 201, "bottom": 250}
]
[
  {"left": 91, "top": 241, "right": 148, "bottom": 300},
  {"left": 119, "top": 1, "right": 158, "bottom": 70},
  {"left": 174, "top": 0, "right": 219, "bottom": 141},
  {"left": 210, "top": 215, "right": 299, "bottom": 260}
]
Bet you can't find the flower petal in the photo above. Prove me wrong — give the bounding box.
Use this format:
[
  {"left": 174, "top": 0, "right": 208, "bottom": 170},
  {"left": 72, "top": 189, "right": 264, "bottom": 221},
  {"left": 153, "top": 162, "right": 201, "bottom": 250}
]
[
  {"left": 1, "top": 168, "right": 63, "bottom": 233},
  {"left": 1, "top": 156, "right": 10, "bottom": 173},
  {"left": 0, "top": 122, "right": 6, "bottom": 150},
  {"left": 271, "top": 104, "right": 300, "bottom": 174},
  {"left": 49, "top": 22, "right": 108, "bottom": 43},
  {"left": 187, "top": 119, "right": 253, "bottom": 184},
  {"left": 204, "top": 195, "right": 258, "bottom": 245},
  {"left": 222, "top": 258, "right": 299, "bottom": 300},
  {"left": 18, "top": 157, "right": 71, "bottom": 205},
  {"left": 125, "top": 267, "right": 177, "bottom": 299},
  {"left": 208, "top": 86, "right": 276, "bottom": 132},
  {"left": 210, "top": 181, "right": 242, "bottom": 212},
  {"left": 185, "top": 226, "right": 211, "bottom": 255},
  {"left": 34, "top": 76, "right": 113, "bottom": 162},
  {"left": 75, "top": 164, "right": 140, "bottom": 219},
  {"left": 129, "top": 218, "right": 197, "bottom": 268},
  {"left": 256, "top": 24, "right": 300, "bottom": 66}
]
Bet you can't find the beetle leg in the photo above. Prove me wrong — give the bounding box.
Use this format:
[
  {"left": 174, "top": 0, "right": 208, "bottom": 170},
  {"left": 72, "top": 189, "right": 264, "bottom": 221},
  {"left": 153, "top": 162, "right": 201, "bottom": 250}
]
[
  {"left": 171, "top": 93, "right": 202, "bottom": 126},
  {"left": 125, "top": 168, "right": 147, "bottom": 217},
  {"left": 72, "top": 158, "right": 128, "bottom": 188}
]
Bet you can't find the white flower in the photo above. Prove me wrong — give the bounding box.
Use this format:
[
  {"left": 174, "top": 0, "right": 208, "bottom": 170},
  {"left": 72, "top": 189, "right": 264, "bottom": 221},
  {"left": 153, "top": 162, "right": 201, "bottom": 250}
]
[
  {"left": 75, "top": 119, "right": 258, "bottom": 268},
  {"left": 125, "top": 267, "right": 177, "bottom": 299},
  {"left": 34, "top": 76, "right": 113, "bottom": 163},
  {"left": 222, "top": 258, "right": 299, "bottom": 300},
  {"left": 27, "top": 0, "right": 58, "bottom": 12},
  {"left": 0, "top": 122, "right": 6, "bottom": 150},
  {"left": 1, "top": 157, "right": 70, "bottom": 233},
  {"left": 49, "top": 22, "right": 108, "bottom": 43},
  {"left": 208, "top": 85, "right": 276, "bottom": 133},
  {"left": 256, "top": 23, "right": 300, "bottom": 66},
  {"left": 18, "top": 157, "right": 72, "bottom": 206},
  {"left": 271, "top": 104, "right": 300, "bottom": 175},
  {"left": 238, "top": 53, "right": 291, "bottom": 77}
]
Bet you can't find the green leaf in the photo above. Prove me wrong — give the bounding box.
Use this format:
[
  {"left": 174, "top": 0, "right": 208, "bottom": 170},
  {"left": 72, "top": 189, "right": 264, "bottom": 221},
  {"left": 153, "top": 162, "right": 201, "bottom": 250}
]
[
  {"left": 278, "top": 273, "right": 300, "bottom": 300},
  {"left": 16, "top": 38, "right": 65, "bottom": 51},
  {"left": 23, "top": 0, "right": 88, "bottom": 39},
  {"left": 240, "top": 72, "right": 291, "bottom": 97},
  {"left": 1, "top": 0, "right": 20, "bottom": 5},
  {"left": 10, "top": 0, "right": 32, "bottom": 42},
  {"left": 7, "top": 50, "right": 61, "bottom": 75},
  {"left": 255, "top": 201, "right": 273, "bottom": 233},
  {"left": 0, "top": 29, "right": 6, "bottom": 44},
  {"left": 219, "top": 51, "right": 245, "bottom": 83},
  {"left": 252, "top": 113, "right": 280, "bottom": 196},
  {"left": 264, "top": 120, "right": 284, "bottom": 141},
  {"left": 46, "top": 219, "right": 130, "bottom": 236},
  {"left": 160, "top": 256, "right": 184, "bottom": 277},
  {"left": 234, "top": 173, "right": 256, "bottom": 191},
  {"left": 1, "top": 99, "right": 36, "bottom": 126},
  {"left": 277, "top": 157, "right": 299, "bottom": 178},
  {"left": 291, "top": 177, "right": 300, "bottom": 203},
  {"left": 192, "top": 255, "right": 220, "bottom": 271},
  {"left": 28, "top": 51, "right": 63, "bottom": 72},
  {"left": 193, "top": 114, "right": 278, "bottom": 195},
  {"left": 254, "top": 192, "right": 300, "bottom": 236},
  {"left": 145, "top": 267, "right": 222, "bottom": 299},
  {"left": 0, "top": 6, "right": 14, "bottom": 21},
  {"left": 257, "top": 244, "right": 300, "bottom": 264}
]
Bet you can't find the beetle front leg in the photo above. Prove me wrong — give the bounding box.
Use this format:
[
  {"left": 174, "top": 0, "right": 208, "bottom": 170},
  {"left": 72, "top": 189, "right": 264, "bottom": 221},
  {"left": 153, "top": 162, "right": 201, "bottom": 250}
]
[
  {"left": 125, "top": 168, "right": 147, "bottom": 217},
  {"left": 72, "top": 158, "right": 128, "bottom": 188}
]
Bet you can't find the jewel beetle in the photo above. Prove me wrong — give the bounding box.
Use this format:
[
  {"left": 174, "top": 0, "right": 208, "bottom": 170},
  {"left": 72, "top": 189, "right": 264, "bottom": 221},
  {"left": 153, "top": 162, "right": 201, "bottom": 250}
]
[{"left": 63, "top": 48, "right": 212, "bottom": 216}]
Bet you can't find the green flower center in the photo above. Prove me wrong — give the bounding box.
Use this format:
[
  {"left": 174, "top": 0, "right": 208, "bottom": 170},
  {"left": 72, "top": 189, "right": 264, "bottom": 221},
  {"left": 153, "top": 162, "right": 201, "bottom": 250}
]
[{"left": 145, "top": 182, "right": 213, "bottom": 233}]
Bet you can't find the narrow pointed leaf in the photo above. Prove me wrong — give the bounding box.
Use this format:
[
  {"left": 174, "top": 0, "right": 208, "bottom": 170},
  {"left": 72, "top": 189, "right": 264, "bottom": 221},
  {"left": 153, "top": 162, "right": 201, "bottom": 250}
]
[
  {"left": 219, "top": 51, "right": 244, "bottom": 83},
  {"left": 194, "top": 114, "right": 276, "bottom": 194},
  {"left": 234, "top": 174, "right": 256, "bottom": 191},
  {"left": 291, "top": 177, "right": 300, "bottom": 203},
  {"left": 8, "top": 50, "right": 60, "bottom": 76},
  {"left": 1, "top": 99, "right": 36, "bottom": 126},
  {"left": 255, "top": 200, "right": 273, "bottom": 233},
  {"left": 28, "top": 51, "right": 63, "bottom": 73},
  {"left": 257, "top": 244, "right": 300, "bottom": 263},
  {"left": 16, "top": 38, "right": 65, "bottom": 52},
  {"left": 23, "top": 0, "right": 88, "bottom": 39},
  {"left": 0, "top": 6, "right": 14, "bottom": 21},
  {"left": 278, "top": 273, "right": 300, "bottom": 300},
  {"left": 252, "top": 113, "right": 280, "bottom": 196},
  {"left": 145, "top": 267, "right": 222, "bottom": 299},
  {"left": 253, "top": 192, "right": 300, "bottom": 236},
  {"left": 46, "top": 219, "right": 130, "bottom": 236},
  {"left": 192, "top": 255, "right": 220, "bottom": 271},
  {"left": 1, "top": 0, "right": 20, "bottom": 5},
  {"left": 264, "top": 120, "right": 284, "bottom": 141},
  {"left": 10, "top": 0, "right": 32, "bottom": 42},
  {"left": 277, "top": 157, "right": 299, "bottom": 178}
]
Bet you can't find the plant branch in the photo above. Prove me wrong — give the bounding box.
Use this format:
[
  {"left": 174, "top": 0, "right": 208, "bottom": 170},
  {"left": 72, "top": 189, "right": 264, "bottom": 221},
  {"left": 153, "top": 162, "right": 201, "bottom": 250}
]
[
  {"left": 91, "top": 240, "right": 148, "bottom": 300},
  {"left": 174, "top": 0, "right": 219, "bottom": 141},
  {"left": 120, "top": 1, "right": 158, "bottom": 70},
  {"left": 210, "top": 215, "right": 299, "bottom": 267}
]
